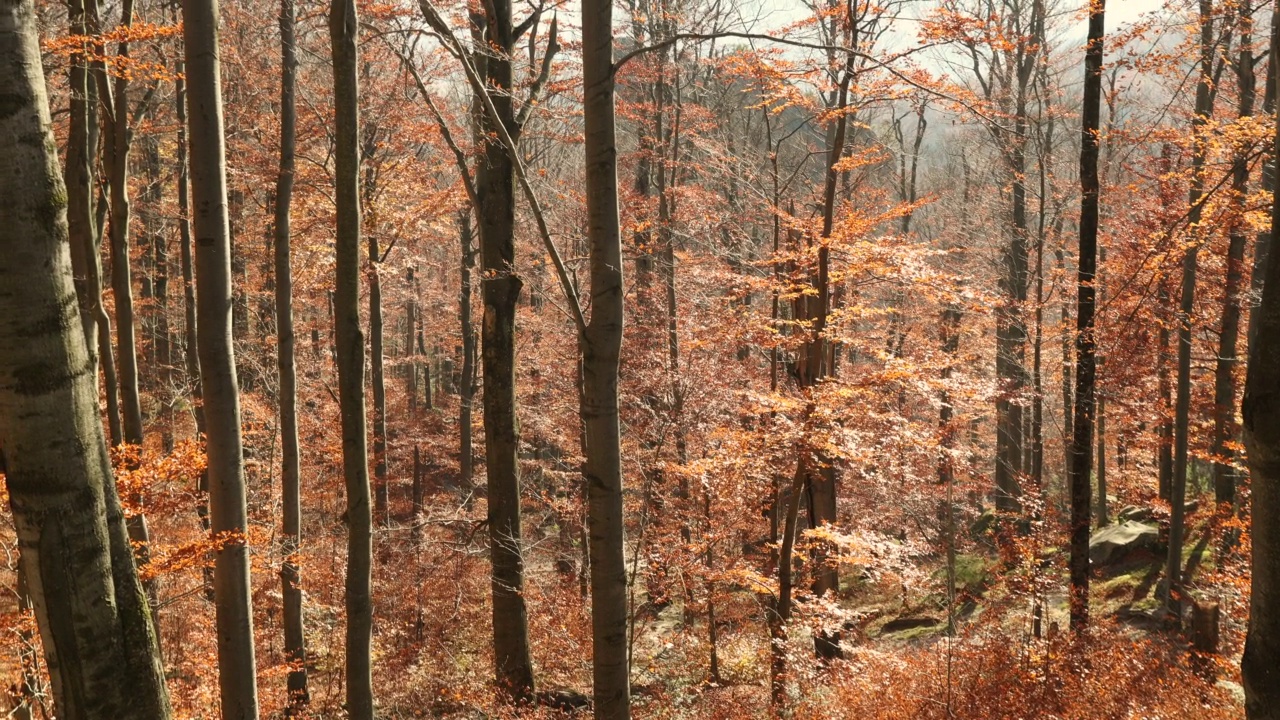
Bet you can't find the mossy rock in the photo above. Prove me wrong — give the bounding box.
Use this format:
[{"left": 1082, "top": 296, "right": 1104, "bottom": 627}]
[
  {"left": 933, "top": 554, "right": 993, "bottom": 597},
  {"left": 1089, "top": 521, "right": 1159, "bottom": 566}
]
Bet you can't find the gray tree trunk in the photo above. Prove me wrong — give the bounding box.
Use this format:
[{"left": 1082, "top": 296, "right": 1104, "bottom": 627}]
[
  {"left": 276, "top": 0, "right": 308, "bottom": 709},
  {"left": 180, "top": 0, "right": 261, "bottom": 716},
  {"left": 470, "top": 0, "right": 535, "bottom": 698},
  {"left": 0, "top": 3, "right": 171, "bottom": 714},
  {"left": 581, "top": 0, "right": 630, "bottom": 712},
  {"left": 330, "top": 0, "right": 374, "bottom": 716},
  {"left": 103, "top": 0, "right": 156, "bottom": 600}
]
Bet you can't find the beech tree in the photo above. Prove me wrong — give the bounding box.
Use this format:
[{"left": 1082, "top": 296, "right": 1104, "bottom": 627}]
[
  {"left": 181, "top": 0, "right": 260, "bottom": 716},
  {"left": 1243, "top": 8, "right": 1280, "bottom": 714},
  {"left": 0, "top": 1, "right": 170, "bottom": 715},
  {"left": 275, "top": 0, "right": 308, "bottom": 709},
  {"left": 582, "top": 0, "right": 630, "bottom": 712},
  {"left": 1069, "top": 0, "right": 1105, "bottom": 632},
  {"left": 331, "top": 0, "right": 375, "bottom": 715}
]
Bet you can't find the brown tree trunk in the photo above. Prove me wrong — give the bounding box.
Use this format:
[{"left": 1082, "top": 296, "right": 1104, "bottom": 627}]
[
  {"left": 330, "top": 0, "right": 374, "bottom": 715},
  {"left": 1212, "top": 2, "right": 1254, "bottom": 506},
  {"left": 1250, "top": 16, "right": 1278, "bottom": 356},
  {"left": 181, "top": 0, "right": 261, "bottom": 715},
  {"left": 459, "top": 211, "right": 476, "bottom": 486},
  {"left": 1068, "top": 0, "right": 1105, "bottom": 632},
  {"left": 1242, "top": 8, "right": 1280, "bottom": 713},
  {"left": 1167, "top": 0, "right": 1218, "bottom": 619}
]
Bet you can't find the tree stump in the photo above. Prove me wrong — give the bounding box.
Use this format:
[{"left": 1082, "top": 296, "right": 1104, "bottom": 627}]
[{"left": 1191, "top": 600, "right": 1220, "bottom": 654}]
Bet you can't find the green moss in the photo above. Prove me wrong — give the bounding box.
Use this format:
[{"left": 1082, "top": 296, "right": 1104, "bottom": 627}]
[
  {"left": 932, "top": 554, "right": 993, "bottom": 596},
  {"left": 882, "top": 623, "right": 945, "bottom": 642}
]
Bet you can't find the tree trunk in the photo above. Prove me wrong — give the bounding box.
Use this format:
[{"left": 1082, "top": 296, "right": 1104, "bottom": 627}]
[
  {"left": 1213, "top": 3, "right": 1254, "bottom": 506},
  {"left": 582, "top": 0, "right": 631, "bottom": 711},
  {"left": 181, "top": 0, "right": 261, "bottom": 716},
  {"left": 1068, "top": 0, "right": 1104, "bottom": 632},
  {"left": 104, "top": 0, "right": 156, "bottom": 603},
  {"left": 471, "top": 0, "right": 535, "bottom": 700},
  {"left": 1167, "top": 0, "right": 1217, "bottom": 619},
  {"left": 370, "top": 235, "right": 388, "bottom": 525},
  {"left": 330, "top": 0, "right": 374, "bottom": 716},
  {"left": 459, "top": 211, "right": 476, "bottom": 486},
  {"left": 1242, "top": 7, "right": 1280, "bottom": 713},
  {"left": 0, "top": 3, "right": 172, "bottom": 713},
  {"left": 66, "top": 0, "right": 98, "bottom": 358},
  {"left": 1250, "top": 15, "right": 1278, "bottom": 356},
  {"left": 1096, "top": 392, "right": 1108, "bottom": 526},
  {"left": 276, "top": 0, "right": 308, "bottom": 709},
  {"left": 174, "top": 50, "right": 213, "bottom": 599}
]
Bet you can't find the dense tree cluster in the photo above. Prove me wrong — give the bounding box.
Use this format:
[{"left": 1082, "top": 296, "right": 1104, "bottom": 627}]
[{"left": 1, "top": 0, "right": 1279, "bottom": 717}]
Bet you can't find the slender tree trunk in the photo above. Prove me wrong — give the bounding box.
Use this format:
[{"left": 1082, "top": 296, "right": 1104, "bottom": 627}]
[
  {"left": 1213, "top": 3, "right": 1254, "bottom": 506},
  {"left": 582, "top": 0, "right": 630, "bottom": 711},
  {"left": 1250, "top": 17, "right": 1278, "bottom": 355},
  {"left": 1167, "top": 0, "right": 1218, "bottom": 618},
  {"left": 1096, "top": 392, "right": 1108, "bottom": 526},
  {"left": 407, "top": 269, "right": 418, "bottom": 419},
  {"left": 330, "top": 0, "right": 374, "bottom": 716},
  {"left": 1242, "top": 9, "right": 1280, "bottom": 713},
  {"left": 0, "top": 3, "right": 172, "bottom": 713},
  {"left": 459, "top": 211, "right": 476, "bottom": 486},
  {"left": 1068, "top": 0, "right": 1105, "bottom": 632},
  {"left": 370, "top": 234, "right": 388, "bottom": 525},
  {"left": 276, "top": 0, "right": 308, "bottom": 709},
  {"left": 174, "top": 52, "right": 213, "bottom": 598},
  {"left": 181, "top": 0, "right": 261, "bottom": 716},
  {"left": 67, "top": 0, "right": 98, "bottom": 358},
  {"left": 104, "top": 0, "right": 156, "bottom": 602}
]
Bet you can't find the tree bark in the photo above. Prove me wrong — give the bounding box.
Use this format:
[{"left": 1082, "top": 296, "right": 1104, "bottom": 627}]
[
  {"left": 470, "top": 0, "right": 536, "bottom": 699},
  {"left": 1242, "top": 9, "right": 1280, "bottom": 714},
  {"left": 174, "top": 47, "right": 213, "bottom": 598},
  {"left": 1250, "top": 16, "right": 1278, "bottom": 356},
  {"left": 1167, "top": 0, "right": 1218, "bottom": 618},
  {"left": 370, "top": 233, "right": 388, "bottom": 525},
  {"left": 181, "top": 0, "right": 261, "bottom": 716},
  {"left": 1213, "top": 1, "right": 1254, "bottom": 506},
  {"left": 104, "top": 0, "right": 156, "bottom": 602},
  {"left": 276, "top": 0, "right": 308, "bottom": 709},
  {"left": 459, "top": 211, "right": 476, "bottom": 486},
  {"left": 330, "top": 0, "right": 374, "bottom": 716},
  {"left": 1068, "top": 0, "right": 1104, "bottom": 632},
  {"left": 0, "top": 2, "right": 172, "bottom": 713},
  {"left": 582, "top": 0, "right": 631, "bottom": 712}
]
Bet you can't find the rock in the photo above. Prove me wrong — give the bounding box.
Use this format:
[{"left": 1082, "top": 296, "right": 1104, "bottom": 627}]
[
  {"left": 537, "top": 689, "right": 592, "bottom": 712},
  {"left": 1117, "top": 505, "right": 1154, "bottom": 523},
  {"left": 881, "top": 616, "right": 941, "bottom": 634},
  {"left": 969, "top": 508, "right": 997, "bottom": 539},
  {"left": 1217, "top": 680, "right": 1246, "bottom": 705},
  {"left": 1089, "top": 521, "right": 1159, "bottom": 566}
]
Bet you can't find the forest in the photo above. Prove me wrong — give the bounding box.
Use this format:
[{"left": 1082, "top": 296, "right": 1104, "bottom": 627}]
[{"left": 1, "top": 0, "right": 1280, "bottom": 716}]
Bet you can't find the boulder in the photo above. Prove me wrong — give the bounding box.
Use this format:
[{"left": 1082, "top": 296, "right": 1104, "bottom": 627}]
[
  {"left": 1117, "top": 505, "right": 1154, "bottom": 523},
  {"left": 969, "top": 508, "right": 997, "bottom": 539},
  {"left": 537, "top": 689, "right": 592, "bottom": 712},
  {"left": 1090, "top": 521, "right": 1159, "bottom": 566},
  {"left": 881, "top": 616, "right": 941, "bottom": 634}
]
